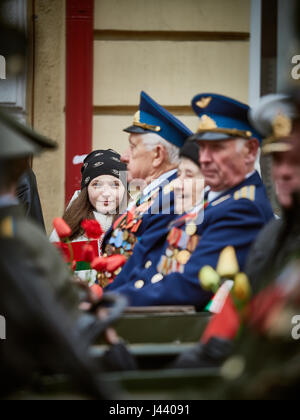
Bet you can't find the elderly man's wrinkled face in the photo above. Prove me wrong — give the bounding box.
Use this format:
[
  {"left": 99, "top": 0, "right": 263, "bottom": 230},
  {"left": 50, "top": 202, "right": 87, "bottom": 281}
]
[
  {"left": 198, "top": 138, "right": 259, "bottom": 191},
  {"left": 272, "top": 130, "right": 300, "bottom": 208},
  {"left": 121, "top": 134, "right": 154, "bottom": 183}
]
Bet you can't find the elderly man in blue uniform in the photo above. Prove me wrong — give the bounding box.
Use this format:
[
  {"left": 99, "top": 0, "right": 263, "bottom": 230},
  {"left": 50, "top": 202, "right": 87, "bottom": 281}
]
[
  {"left": 101, "top": 91, "right": 192, "bottom": 287},
  {"left": 104, "top": 94, "right": 274, "bottom": 308}
]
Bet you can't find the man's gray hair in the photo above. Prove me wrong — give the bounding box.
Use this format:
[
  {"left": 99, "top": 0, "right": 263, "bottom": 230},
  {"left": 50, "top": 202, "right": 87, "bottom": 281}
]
[
  {"left": 235, "top": 137, "right": 260, "bottom": 172},
  {"left": 235, "top": 138, "right": 248, "bottom": 152},
  {"left": 141, "top": 132, "right": 179, "bottom": 165}
]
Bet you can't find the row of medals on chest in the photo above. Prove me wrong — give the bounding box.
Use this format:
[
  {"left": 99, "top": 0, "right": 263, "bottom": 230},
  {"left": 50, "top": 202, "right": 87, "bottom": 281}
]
[
  {"left": 102, "top": 215, "right": 141, "bottom": 285},
  {"left": 100, "top": 215, "right": 142, "bottom": 288},
  {"left": 97, "top": 248, "right": 127, "bottom": 288},
  {"left": 164, "top": 221, "right": 199, "bottom": 266},
  {"left": 108, "top": 193, "right": 153, "bottom": 249},
  {"left": 109, "top": 215, "right": 141, "bottom": 249}
]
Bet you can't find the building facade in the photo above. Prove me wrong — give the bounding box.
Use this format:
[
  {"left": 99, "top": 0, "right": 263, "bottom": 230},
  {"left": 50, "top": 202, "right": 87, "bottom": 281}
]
[{"left": 0, "top": 0, "right": 298, "bottom": 232}]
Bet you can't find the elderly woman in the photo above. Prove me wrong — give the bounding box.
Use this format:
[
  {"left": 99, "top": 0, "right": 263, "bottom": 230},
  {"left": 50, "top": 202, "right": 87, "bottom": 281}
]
[{"left": 50, "top": 149, "right": 129, "bottom": 282}]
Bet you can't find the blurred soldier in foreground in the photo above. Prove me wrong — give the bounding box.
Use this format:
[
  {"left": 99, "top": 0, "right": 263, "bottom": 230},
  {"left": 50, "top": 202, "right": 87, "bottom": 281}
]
[
  {"left": 223, "top": 93, "right": 300, "bottom": 399},
  {"left": 245, "top": 93, "right": 300, "bottom": 292},
  {"left": 0, "top": 15, "right": 135, "bottom": 399},
  {"left": 0, "top": 110, "right": 135, "bottom": 399},
  {"left": 174, "top": 93, "right": 300, "bottom": 400}
]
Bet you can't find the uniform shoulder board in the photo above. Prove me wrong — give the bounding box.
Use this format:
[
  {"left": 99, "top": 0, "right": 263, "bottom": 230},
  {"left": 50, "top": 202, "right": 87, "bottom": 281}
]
[
  {"left": 211, "top": 194, "right": 231, "bottom": 207},
  {"left": 0, "top": 216, "right": 15, "bottom": 238},
  {"left": 163, "top": 181, "right": 175, "bottom": 196},
  {"left": 234, "top": 185, "right": 256, "bottom": 202}
]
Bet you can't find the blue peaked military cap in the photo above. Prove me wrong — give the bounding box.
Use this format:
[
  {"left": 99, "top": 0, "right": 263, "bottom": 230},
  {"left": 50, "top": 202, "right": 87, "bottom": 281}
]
[
  {"left": 188, "top": 93, "right": 262, "bottom": 144},
  {"left": 124, "top": 91, "right": 193, "bottom": 148}
]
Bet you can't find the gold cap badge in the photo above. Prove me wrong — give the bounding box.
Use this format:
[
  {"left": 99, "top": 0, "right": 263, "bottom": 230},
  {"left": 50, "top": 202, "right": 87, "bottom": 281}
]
[
  {"left": 132, "top": 110, "right": 161, "bottom": 132},
  {"left": 197, "top": 115, "right": 218, "bottom": 131},
  {"left": 272, "top": 113, "right": 292, "bottom": 139},
  {"left": 196, "top": 97, "right": 212, "bottom": 109},
  {"left": 262, "top": 112, "right": 293, "bottom": 155}
]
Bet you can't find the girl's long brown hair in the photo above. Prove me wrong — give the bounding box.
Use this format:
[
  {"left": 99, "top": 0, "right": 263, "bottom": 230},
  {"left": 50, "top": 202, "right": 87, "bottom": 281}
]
[{"left": 63, "top": 187, "right": 130, "bottom": 241}]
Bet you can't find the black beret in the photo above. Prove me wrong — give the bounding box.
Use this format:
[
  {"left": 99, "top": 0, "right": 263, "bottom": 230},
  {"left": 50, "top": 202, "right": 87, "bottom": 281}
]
[
  {"left": 81, "top": 149, "right": 127, "bottom": 190},
  {"left": 179, "top": 140, "right": 201, "bottom": 167}
]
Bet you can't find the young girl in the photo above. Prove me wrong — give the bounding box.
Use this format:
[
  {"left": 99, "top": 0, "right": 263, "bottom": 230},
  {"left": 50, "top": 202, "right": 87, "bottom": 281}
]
[{"left": 50, "top": 149, "right": 129, "bottom": 282}]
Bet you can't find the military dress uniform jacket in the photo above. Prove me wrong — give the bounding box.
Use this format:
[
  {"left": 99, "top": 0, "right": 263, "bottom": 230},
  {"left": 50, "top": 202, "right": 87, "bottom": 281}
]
[
  {"left": 102, "top": 171, "right": 178, "bottom": 286},
  {"left": 105, "top": 172, "right": 274, "bottom": 308}
]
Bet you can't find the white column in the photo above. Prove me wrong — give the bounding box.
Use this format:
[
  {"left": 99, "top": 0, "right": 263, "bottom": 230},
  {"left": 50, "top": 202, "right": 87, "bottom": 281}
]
[{"left": 249, "top": 0, "right": 262, "bottom": 108}]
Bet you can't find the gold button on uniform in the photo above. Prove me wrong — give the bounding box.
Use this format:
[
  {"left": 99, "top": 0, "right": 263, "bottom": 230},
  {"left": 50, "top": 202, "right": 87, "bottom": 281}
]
[
  {"left": 151, "top": 273, "right": 164, "bottom": 284},
  {"left": 145, "top": 261, "right": 152, "bottom": 269},
  {"left": 134, "top": 280, "right": 145, "bottom": 289}
]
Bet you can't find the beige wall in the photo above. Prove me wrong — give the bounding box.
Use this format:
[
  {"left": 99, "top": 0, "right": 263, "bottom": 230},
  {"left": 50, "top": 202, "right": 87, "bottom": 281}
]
[
  {"left": 95, "top": 0, "right": 251, "bottom": 32},
  {"left": 94, "top": 41, "right": 250, "bottom": 106},
  {"left": 93, "top": 0, "right": 251, "bottom": 153},
  {"left": 27, "top": 0, "right": 66, "bottom": 234}
]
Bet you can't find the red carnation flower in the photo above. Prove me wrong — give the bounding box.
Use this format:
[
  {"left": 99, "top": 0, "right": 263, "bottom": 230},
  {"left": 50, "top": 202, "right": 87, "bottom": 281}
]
[
  {"left": 91, "top": 257, "right": 108, "bottom": 272},
  {"left": 90, "top": 284, "right": 103, "bottom": 300},
  {"left": 82, "top": 244, "right": 96, "bottom": 262},
  {"left": 53, "top": 218, "right": 72, "bottom": 240},
  {"left": 81, "top": 219, "right": 104, "bottom": 240},
  {"left": 106, "top": 255, "right": 127, "bottom": 273}
]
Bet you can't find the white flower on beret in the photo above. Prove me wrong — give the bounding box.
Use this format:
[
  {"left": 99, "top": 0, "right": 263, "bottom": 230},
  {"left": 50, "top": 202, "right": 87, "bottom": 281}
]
[{"left": 93, "top": 161, "right": 104, "bottom": 168}]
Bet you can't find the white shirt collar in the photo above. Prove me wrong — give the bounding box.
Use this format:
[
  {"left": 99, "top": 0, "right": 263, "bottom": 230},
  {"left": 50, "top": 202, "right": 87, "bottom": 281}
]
[
  {"left": 246, "top": 170, "right": 256, "bottom": 180},
  {"left": 207, "top": 189, "right": 226, "bottom": 203},
  {"left": 142, "top": 169, "right": 177, "bottom": 197},
  {"left": 207, "top": 171, "right": 256, "bottom": 203}
]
